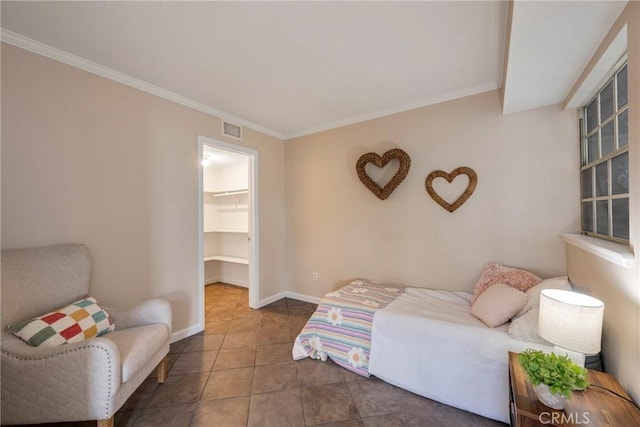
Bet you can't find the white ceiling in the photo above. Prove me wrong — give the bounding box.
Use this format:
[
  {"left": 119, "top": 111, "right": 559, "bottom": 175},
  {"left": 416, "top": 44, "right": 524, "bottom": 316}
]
[
  {"left": 203, "top": 146, "right": 247, "bottom": 168},
  {"left": 0, "top": 1, "right": 628, "bottom": 140},
  {"left": 503, "top": 0, "right": 628, "bottom": 114}
]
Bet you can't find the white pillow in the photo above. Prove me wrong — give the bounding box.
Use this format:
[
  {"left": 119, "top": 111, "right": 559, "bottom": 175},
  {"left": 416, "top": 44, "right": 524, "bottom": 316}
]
[
  {"left": 508, "top": 308, "right": 550, "bottom": 345},
  {"left": 514, "top": 276, "right": 573, "bottom": 318},
  {"left": 471, "top": 283, "right": 529, "bottom": 327}
]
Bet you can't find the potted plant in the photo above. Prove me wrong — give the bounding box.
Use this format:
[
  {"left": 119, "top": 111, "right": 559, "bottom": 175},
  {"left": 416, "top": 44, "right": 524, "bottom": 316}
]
[{"left": 518, "top": 349, "right": 589, "bottom": 409}]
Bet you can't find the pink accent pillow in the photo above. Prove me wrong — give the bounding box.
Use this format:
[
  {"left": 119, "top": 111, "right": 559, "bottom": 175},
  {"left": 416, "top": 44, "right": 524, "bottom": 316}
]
[
  {"left": 471, "top": 283, "right": 529, "bottom": 327},
  {"left": 471, "top": 262, "right": 542, "bottom": 305}
]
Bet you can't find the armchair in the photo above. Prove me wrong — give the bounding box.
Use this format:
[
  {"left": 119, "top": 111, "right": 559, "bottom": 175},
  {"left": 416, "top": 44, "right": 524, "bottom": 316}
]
[{"left": 1, "top": 244, "right": 171, "bottom": 427}]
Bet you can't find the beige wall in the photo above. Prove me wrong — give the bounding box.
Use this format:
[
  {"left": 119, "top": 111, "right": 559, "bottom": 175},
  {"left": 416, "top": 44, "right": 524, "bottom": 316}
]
[
  {"left": 1, "top": 44, "right": 287, "bottom": 336},
  {"left": 5, "top": 15, "right": 636, "bottom": 399},
  {"left": 286, "top": 90, "right": 579, "bottom": 297},
  {"left": 564, "top": 2, "right": 640, "bottom": 401}
]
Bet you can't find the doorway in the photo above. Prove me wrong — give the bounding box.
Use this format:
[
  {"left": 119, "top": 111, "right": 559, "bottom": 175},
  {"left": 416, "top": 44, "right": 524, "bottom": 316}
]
[{"left": 198, "top": 135, "right": 259, "bottom": 331}]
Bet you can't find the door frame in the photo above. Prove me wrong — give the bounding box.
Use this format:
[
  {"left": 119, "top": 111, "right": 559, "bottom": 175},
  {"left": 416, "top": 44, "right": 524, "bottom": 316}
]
[{"left": 197, "top": 135, "right": 260, "bottom": 326}]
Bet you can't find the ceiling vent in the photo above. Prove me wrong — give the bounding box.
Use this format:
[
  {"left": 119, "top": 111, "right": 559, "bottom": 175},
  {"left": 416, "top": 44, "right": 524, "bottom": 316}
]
[{"left": 222, "top": 121, "right": 242, "bottom": 140}]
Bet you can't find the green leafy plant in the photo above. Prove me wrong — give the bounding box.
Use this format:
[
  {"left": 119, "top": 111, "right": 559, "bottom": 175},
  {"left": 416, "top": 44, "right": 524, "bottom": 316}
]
[{"left": 518, "top": 349, "right": 589, "bottom": 398}]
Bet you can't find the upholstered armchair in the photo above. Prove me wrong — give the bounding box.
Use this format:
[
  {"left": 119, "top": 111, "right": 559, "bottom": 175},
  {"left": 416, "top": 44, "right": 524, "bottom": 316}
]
[{"left": 1, "top": 244, "right": 172, "bottom": 427}]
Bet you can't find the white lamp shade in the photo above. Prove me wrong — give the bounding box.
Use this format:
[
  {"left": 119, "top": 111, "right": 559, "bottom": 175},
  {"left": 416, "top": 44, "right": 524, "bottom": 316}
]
[{"left": 538, "top": 289, "right": 604, "bottom": 354}]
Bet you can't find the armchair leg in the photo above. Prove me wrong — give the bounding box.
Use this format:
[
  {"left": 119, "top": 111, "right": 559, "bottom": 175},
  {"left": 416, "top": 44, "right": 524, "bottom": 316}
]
[
  {"left": 157, "top": 356, "right": 167, "bottom": 383},
  {"left": 97, "top": 416, "right": 114, "bottom": 427}
]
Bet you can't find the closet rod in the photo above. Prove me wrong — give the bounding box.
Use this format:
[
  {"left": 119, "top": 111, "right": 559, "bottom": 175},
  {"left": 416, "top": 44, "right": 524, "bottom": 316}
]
[{"left": 213, "top": 190, "right": 248, "bottom": 197}]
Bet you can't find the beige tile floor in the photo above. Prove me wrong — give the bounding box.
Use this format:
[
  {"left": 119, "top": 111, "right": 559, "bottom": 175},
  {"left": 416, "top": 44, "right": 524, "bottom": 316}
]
[{"left": 9, "top": 283, "right": 506, "bottom": 427}]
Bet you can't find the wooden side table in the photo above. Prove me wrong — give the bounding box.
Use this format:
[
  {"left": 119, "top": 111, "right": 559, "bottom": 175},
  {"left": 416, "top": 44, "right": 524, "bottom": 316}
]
[{"left": 508, "top": 352, "right": 640, "bottom": 426}]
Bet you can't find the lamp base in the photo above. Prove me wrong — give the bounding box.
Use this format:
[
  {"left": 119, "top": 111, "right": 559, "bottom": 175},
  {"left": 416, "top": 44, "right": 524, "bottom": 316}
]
[{"left": 553, "top": 345, "right": 585, "bottom": 367}]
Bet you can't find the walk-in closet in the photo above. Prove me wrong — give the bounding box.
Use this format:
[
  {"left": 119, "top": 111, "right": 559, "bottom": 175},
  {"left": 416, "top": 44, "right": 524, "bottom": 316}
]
[{"left": 202, "top": 146, "right": 250, "bottom": 288}]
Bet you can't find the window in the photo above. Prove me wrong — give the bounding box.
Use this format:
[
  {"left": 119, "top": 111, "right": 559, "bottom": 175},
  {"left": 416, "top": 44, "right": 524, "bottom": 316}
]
[{"left": 580, "top": 61, "right": 629, "bottom": 242}]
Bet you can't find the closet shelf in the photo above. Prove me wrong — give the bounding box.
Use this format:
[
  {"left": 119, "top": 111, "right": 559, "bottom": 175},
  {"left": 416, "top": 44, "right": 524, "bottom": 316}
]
[
  {"left": 204, "top": 255, "right": 249, "bottom": 265},
  {"left": 205, "top": 189, "right": 248, "bottom": 197}
]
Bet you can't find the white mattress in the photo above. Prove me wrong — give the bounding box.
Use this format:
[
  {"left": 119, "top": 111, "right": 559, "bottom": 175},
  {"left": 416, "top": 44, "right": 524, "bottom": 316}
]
[{"left": 368, "top": 287, "right": 551, "bottom": 423}]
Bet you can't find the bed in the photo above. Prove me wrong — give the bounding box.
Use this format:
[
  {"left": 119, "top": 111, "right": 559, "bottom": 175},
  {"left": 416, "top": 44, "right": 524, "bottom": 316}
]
[{"left": 292, "top": 277, "right": 559, "bottom": 423}]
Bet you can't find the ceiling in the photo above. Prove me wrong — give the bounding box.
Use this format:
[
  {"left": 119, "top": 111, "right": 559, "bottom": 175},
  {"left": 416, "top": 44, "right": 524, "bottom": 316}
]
[
  {"left": 203, "top": 146, "right": 247, "bottom": 168},
  {"left": 0, "top": 1, "right": 628, "bottom": 140}
]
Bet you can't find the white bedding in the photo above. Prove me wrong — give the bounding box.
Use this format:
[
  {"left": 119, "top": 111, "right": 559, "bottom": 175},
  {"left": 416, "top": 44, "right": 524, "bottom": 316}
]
[{"left": 369, "top": 287, "right": 551, "bottom": 423}]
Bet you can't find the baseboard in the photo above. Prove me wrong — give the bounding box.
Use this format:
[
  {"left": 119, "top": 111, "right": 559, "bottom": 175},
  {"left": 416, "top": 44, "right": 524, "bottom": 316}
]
[
  {"left": 170, "top": 323, "right": 203, "bottom": 343},
  {"left": 256, "top": 290, "right": 321, "bottom": 308},
  {"left": 204, "top": 277, "right": 249, "bottom": 288},
  {"left": 283, "top": 291, "right": 322, "bottom": 305},
  {"left": 204, "top": 276, "right": 220, "bottom": 285},
  {"left": 173, "top": 289, "right": 320, "bottom": 342},
  {"left": 222, "top": 278, "right": 249, "bottom": 288},
  {"left": 256, "top": 291, "right": 288, "bottom": 308}
]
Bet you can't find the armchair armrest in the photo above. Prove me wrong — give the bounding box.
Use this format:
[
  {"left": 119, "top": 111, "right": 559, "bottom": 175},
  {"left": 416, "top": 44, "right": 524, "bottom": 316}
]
[
  {"left": 106, "top": 299, "right": 172, "bottom": 332},
  {"left": 1, "top": 331, "right": 121, "bottom": 423}
]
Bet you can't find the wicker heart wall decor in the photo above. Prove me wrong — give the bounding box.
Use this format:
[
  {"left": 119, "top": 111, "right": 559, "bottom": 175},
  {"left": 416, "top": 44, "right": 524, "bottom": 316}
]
[
  {"left": 425, "top": 166, "right": 477, "bottom": 212},
  {"left": 356, "top": 148, "right": 411, "bottom": 200}
]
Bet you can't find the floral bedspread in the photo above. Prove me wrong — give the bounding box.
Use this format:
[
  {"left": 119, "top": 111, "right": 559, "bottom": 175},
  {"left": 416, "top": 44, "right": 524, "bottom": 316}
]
[{"left": 293, "top": 279, "right": 406, "bottom": 377}]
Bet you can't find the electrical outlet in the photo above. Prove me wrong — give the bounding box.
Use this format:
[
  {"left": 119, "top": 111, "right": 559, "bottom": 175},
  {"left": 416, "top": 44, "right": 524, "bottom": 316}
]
[{"left": 312, "top": 272, "right": 318, "bottom": 281}]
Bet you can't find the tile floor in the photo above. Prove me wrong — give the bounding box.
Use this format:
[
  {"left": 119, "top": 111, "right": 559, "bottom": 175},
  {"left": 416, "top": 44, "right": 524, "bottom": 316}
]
[{"left": 11, "top": 283, "right": 507, "bottom": 427}]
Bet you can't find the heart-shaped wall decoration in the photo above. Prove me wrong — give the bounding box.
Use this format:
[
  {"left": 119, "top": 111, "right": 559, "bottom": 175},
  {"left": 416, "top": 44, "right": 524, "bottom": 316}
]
[
  {"left": 425, "top": 167, "right": 477, "bottom": 212},
  {"left": 356, "top": 148, "right": 411, "bottom": 200}
]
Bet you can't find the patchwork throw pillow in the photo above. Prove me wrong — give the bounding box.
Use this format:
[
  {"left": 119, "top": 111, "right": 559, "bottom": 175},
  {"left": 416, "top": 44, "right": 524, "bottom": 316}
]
[
  {"left": 470, "top": 283, "right": 529, "bottom": 327},
  {"left": 471, "top": 262, "right": 542, "bottom": 305},
  {"left": 8, "top": 296, "right": 115, "bottom": 347}
]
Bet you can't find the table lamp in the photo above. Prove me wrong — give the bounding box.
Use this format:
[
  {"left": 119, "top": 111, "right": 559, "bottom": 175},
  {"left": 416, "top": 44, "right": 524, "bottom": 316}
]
[{"left": 538, "top": 289, "right": 604, "bottom": 367}]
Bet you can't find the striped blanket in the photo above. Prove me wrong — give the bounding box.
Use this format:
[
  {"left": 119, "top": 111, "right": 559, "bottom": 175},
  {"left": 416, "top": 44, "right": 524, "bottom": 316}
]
[{"left": 292, "top": 279, "right": 406, "bottom": 377}]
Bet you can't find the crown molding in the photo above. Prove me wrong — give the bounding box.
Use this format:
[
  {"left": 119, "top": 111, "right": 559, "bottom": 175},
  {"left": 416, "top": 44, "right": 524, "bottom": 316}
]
[
  {"left": 283, "top": 82, "right": 499, "bottom": 140},
  {"left": 1, "top": 28, "right": 285, "bottom": 140},
  {"left": 2, "top": 28, "right": 500, "bottom": 143}
]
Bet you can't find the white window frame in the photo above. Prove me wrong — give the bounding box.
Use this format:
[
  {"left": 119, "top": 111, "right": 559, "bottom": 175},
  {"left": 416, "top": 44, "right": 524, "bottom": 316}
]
[{"left": 580, "top": 59, "right": 629, "bottom": 244}]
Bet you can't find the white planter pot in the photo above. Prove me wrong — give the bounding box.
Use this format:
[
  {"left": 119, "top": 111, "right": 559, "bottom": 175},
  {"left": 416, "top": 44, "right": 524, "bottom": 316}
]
[{"left": 534, "top": 383, "right": 567, "bottom": 410}]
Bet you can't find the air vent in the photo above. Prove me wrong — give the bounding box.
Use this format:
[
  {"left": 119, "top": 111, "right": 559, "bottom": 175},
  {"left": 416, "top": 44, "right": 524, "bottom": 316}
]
[{"left": 222, "top": 121, "right": 242, "bottom": 140}]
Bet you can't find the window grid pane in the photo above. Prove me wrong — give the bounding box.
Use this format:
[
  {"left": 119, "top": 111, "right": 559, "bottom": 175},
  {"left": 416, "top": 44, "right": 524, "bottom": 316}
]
[
  {"left": 611, "top": 152, "right": 629, "bottom": 195},
  {"left": 586, "top": 99, "right": 598, "bottom": 134},
  {"left": 587, "top": 133, "right": 599, "bottom": 164},
  {"left": 595, "top": 162, "right": 608, "bottom": 197},
  {"left": 601, "top": 121, "right": 615, "bottom": 156},
  {"left": 582, "top": 202, "right": 593, "bottom": 233},
  {"left": 617, "top": 65, "right": 628, "bottom": 108},
  {"left": 581, "top": 168, "right": 592, "bottom": 199},
  {"left": 600, "top": 80, "right": 615, "bottom": 122},
  {"left": 612, "top": 198, "right": 629, "bottom": 240},
  {"left": 618, "top": 109, "right": 628, "bottom": 148},
  {"left": 596, "top": 200, "right": 609, "bottom": 235},
  {"left": 580, "top": 60, "right": 628, "bottom": 243}
]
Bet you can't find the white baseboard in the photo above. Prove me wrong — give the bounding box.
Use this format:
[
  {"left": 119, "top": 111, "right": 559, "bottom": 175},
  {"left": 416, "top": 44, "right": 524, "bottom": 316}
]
[
  {"left": 173, "top": 290, "right": 320, "bottom": 341},
  {"left": 204, "top": 277, "right": 249, "bottom": 288},
  {"left": 204, "top": 274, "right": 220, "bottom": 284},
  {"left": 256, "top": 291, "right": 288, "bottom": 308},
  {"left": 283, "top": 291, "right": 322, "bottom": 305},
  {"left": 222, "top": 278, "right": 249, "bottom": 288},
  {"left": 256, "top": 290, "right": 321, "bottom": 308},
  {"left": 170, "top": 323, "right": 203, "bottom": 343}
]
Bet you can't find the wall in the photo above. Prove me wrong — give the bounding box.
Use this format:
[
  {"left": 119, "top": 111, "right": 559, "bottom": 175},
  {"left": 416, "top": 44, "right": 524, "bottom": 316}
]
[
  {"left": 286, "top": 90, "right": 579, "bottom": 298},
  {"left": 203, "top": 163, "right": 248, "bottom": 193},
  {"left": 564, "top": 2, "right": 640, "bottom": 401},
  {"left": 1, "top": 44, "right": 287, "bottom": 337}
]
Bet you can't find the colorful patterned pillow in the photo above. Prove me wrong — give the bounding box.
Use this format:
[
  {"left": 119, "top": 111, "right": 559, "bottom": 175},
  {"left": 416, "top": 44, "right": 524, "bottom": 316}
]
[
  {"left": 471, "top": 262, "right": 542, "bottom": 305},
  {"left": 8, "top": 296, "right": 115, "bottom": 347}
]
